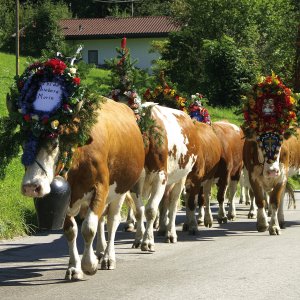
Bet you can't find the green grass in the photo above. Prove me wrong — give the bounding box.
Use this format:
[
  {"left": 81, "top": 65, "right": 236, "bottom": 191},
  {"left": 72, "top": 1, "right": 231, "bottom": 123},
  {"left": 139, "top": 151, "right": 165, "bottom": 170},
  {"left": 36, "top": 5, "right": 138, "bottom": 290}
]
[
  {"left": 0, "top": 52, "right": 299, "bottom": 239},
  {"left": 0, "top": 52, "right": 37, "bottom": 239}
]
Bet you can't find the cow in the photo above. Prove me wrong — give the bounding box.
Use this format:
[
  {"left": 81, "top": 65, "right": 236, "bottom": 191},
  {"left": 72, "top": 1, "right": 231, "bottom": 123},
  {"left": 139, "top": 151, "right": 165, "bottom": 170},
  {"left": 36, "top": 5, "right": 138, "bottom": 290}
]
[
  {"left": 243, "top": 128, "right": 300, "bottom": 235},
  {"left": 129, "top": 103, "right": 200, "bottom": 251},
  {"left": 21, "top": 99, "right": 145, "bottom": 280},
  {"left": 189, "top": 121, "right": 244, "bottom": 230}
]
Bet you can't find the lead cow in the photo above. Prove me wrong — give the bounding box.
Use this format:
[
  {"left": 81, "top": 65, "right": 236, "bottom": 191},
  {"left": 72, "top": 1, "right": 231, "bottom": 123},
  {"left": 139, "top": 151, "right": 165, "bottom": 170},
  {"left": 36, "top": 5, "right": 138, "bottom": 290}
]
[
  {"left": 243, "top": 129, "right": 300, "bottom": 235},
  {"left": 21, "top": 99, "right": 145, "bottom": 280}
]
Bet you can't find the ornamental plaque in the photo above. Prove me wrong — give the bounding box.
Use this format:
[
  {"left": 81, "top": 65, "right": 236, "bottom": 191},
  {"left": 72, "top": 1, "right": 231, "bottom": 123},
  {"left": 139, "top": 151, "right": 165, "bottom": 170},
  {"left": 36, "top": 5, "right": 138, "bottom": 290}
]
[{"left": 33, "top": 82, "right": 63, "bottom": 113}]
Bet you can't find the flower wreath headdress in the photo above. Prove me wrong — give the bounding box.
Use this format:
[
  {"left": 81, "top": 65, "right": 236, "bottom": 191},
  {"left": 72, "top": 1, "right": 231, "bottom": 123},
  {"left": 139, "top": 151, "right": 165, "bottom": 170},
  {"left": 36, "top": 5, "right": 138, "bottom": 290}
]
[
  {"left": 6, "top": 49, "right": 102, "bottom": 176},
  {"left": 241, "top": 72, "right": 299, "bottom": 163}
]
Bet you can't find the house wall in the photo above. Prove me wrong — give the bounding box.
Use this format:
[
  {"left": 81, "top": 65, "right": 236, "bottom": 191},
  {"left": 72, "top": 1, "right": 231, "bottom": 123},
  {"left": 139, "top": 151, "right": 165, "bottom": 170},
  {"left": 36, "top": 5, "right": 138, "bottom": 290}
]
[{"left": 68, "top": 37, "right": 166, "bottom": 71}]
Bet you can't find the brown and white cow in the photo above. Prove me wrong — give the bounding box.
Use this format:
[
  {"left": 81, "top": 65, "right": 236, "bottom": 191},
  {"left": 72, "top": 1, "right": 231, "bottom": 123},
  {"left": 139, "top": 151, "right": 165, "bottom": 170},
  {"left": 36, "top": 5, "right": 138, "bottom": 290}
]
[
  {"left": 182, "top": 121, "right": 244, "bottom": 233},
  {"left": 243, "top": 128, "right": 300, "bottom": 235},
  {"left": 128, "top": 103, "right": 200, "bottom": 251},
  {"left": 21, "top": 99, "right": 145, "bottom": 280}
]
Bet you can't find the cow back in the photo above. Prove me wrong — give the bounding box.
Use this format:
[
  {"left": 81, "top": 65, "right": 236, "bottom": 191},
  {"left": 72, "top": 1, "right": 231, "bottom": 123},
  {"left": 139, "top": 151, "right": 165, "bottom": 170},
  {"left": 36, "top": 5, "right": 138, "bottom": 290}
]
[{"left": 67, "top": 99, "right": 145, "bottom": 200}]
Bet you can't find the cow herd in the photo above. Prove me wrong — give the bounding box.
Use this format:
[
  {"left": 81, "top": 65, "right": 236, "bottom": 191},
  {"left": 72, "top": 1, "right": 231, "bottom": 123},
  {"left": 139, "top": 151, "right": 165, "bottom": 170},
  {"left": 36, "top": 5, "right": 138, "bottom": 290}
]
[{"left": 20, "top": 98, "right": 300, "bottom": 281}]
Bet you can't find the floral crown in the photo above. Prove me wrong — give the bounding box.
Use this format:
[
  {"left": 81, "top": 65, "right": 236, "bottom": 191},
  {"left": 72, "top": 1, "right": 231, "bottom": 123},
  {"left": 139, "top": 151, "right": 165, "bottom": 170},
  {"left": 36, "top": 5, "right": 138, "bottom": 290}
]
[
  {"left": 6, "top": 53, "right": 102, "bottom": 168},
  {"left": 241, "top": 72, "right": 298, "bottom": 139}
]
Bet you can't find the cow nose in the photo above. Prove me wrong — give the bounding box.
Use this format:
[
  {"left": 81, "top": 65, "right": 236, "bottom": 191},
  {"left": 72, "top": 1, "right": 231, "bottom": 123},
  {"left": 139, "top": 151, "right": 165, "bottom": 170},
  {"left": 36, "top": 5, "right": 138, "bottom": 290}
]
[
  {"left": 267, "top": 169, "right": 279, "bottom": 177},
  {"left": 22, "top": 183, "right": 42, "bottom": 196}
]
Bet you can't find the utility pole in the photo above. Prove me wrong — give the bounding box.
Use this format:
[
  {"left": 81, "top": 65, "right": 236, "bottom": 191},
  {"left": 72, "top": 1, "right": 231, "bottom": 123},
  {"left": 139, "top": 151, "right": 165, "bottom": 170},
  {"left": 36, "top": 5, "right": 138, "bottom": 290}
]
[{"left": 15, "top": 0, "right": 19, "bottom": 77}]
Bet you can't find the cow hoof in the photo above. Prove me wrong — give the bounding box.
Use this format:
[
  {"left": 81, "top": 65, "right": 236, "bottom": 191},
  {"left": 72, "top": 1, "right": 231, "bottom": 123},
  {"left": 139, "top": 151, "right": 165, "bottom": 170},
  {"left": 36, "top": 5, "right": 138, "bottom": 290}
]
[
  {"left": 227, "top": 214, "right": 236, "bottom": 221},
  {"left": 204, "top": 220, "right": 212, "bottom": 228},
  {"left": 166, "top": 235, "right": 177, "bottom": 243},
  {"left": 141, "top": 242, "right": 155, "bottom": 252},
  {"left": 217, "top": 217, "right": 227, "bottom": 224},
  {"left": 248, "top": 212, "right": 256, "bottom": 219},
  {"left": 256, "top": 223, "right": 268, "bottom": 232},
  {"left": 82, "top": 260, "right": 99, "bottom": 275},
  {"left": 269, "top": 226, "right": 281, "bottom": 236},
  {"left": 124, "top": 223, "right": 135, "bottom": 232},
  {"left": 101, "top": 258, "right": 116, "bottom": 270},
  {"left": 182, "top": 223, "right": 189, "bottom": 231},
  {"left": 197, "top": 219, "right": 204, "bottom": 226},
  {"left": 65, "top": 267, "right": 84, "bottom": 281},
  {"left": 132, "top": 241, "right": 141, "bottom": 249},
  {"left": 239, "top": 199, "right": 243, "bottom": 204}
]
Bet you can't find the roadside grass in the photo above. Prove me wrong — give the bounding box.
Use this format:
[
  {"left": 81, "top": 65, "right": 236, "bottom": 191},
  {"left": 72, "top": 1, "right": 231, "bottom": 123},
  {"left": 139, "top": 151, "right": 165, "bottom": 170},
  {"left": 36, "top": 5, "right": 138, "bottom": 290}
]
[
  {"left": 0, "top": 52, "right": 299, "bottom": 239},
  {"left": 0, "top": 53, "right": 38, "bottom": 239}
]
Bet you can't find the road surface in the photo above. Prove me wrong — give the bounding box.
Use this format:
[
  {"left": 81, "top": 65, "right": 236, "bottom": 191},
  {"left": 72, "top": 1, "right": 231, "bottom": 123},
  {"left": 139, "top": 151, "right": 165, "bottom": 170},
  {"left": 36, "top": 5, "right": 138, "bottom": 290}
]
[{"left": 1, "top": 194, "right": 300, "bottom": 300}]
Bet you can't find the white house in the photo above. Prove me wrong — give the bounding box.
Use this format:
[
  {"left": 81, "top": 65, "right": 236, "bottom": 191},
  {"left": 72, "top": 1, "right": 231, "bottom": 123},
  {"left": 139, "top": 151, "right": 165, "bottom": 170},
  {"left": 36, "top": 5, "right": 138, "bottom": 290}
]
[{"left": 60, "top": 16, "right": 181, "bottom": 70}]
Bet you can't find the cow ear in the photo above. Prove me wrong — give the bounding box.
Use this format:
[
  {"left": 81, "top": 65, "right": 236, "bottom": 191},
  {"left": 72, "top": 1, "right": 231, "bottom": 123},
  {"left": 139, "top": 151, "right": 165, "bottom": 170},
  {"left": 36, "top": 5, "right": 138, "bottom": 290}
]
[
  {"left": 84, "top": 136, "right": 93, "bottom": 145},
  {"left": 283, "top": 132, "right": 292, "bottom": 140}
]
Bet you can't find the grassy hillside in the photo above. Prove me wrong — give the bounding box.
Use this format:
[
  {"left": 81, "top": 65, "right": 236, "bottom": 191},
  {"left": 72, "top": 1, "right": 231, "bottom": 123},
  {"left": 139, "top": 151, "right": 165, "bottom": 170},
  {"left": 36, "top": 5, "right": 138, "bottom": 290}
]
[{"left": 0, "top": 52, "right": 298, "bottom": 240}]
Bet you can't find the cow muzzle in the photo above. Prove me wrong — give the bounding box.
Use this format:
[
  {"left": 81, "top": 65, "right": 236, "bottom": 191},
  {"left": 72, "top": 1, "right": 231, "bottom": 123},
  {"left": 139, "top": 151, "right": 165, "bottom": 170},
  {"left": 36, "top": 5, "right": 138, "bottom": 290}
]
[
  {"left": 22, "top": 181, "right": 50, "bottom": 198},
  {"left": 265, "top": 168, "right": 280, "bottom": 177}
]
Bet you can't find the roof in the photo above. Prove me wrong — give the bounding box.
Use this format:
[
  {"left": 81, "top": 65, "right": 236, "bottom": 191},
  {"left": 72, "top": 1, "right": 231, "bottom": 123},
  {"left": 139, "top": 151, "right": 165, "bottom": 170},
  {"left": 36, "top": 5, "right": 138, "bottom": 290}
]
[{"left": 60, "top": 16, "right": 181, "bottom": 40}]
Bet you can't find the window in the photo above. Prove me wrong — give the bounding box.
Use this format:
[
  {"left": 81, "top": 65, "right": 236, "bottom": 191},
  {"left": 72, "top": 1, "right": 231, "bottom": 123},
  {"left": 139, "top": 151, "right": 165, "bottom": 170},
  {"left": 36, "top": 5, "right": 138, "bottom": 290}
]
[{"left": 88, "top": 50, "right": 98, "bottom": 65}]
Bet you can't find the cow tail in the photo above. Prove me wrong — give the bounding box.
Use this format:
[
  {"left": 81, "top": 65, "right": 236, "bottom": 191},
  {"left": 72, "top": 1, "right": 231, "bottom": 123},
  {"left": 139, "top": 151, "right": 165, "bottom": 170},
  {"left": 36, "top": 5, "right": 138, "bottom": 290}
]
[{"left": 286, "top": 181, "right": 296, "bottom": 209}]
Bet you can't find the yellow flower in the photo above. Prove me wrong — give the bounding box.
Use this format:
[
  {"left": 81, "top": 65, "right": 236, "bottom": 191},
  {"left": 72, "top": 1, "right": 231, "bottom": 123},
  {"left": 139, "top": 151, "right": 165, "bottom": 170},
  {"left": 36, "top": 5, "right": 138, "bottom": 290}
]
[
  {"left": 290, "top": 96, "right": 295, "bottom": 104},
  {"left": 51, "top": 120, "right": 59, "bottom": 129}
]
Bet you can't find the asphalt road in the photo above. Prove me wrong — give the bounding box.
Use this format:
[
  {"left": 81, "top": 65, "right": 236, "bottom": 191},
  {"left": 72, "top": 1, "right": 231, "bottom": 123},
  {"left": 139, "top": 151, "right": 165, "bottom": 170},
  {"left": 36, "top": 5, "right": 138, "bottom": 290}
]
[{"left": 1, "top": 193, "right": 300, "bottom": 300}]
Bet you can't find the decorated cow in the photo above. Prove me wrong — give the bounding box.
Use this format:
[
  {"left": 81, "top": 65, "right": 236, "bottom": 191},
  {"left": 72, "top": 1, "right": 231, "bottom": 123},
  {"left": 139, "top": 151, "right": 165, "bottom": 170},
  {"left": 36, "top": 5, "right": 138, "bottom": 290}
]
[
  {"left": 7, "top": 54, "right": 145, "bottom": 280},
  {"left": 242, "top": 73, "right": 300, "bottom": 235}
]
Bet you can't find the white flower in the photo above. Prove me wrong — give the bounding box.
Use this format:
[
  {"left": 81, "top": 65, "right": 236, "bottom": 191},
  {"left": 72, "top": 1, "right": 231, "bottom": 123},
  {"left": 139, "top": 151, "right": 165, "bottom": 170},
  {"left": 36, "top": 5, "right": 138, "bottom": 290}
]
[
  {"left": 31, "top": 114, "right": 39, "bottom": 121},
  {"left": 69, "top": 67, "right": 77, "bottom": 74},
  {"left": 191, "top": 95, "right": 196, "bottom": 99}
]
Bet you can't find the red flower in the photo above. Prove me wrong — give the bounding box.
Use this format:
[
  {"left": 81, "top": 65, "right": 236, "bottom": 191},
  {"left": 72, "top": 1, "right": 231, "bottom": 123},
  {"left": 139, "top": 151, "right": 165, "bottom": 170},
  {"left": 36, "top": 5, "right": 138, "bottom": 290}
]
[
  {"left": 45, "top": 58, "right": 67, "bottom": 75},
  {"left": 73, "top": 77, "right": 81, "bottom": 85},
  {"left": 23, "top": 114, "right": 31, "bottom": 122},
  {"left": 121, "top": 37, "right": 127, "bottom": 49}
]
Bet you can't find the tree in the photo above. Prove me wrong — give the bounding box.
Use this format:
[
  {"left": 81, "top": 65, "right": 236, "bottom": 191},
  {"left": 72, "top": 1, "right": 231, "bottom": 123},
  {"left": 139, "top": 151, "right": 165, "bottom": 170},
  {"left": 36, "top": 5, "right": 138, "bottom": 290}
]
[
  {"left": 21, "top": 0, "right": 70, "bottom": 57},
  {"left": 162, "top": 0, "right": 299, "bottom": 106}
]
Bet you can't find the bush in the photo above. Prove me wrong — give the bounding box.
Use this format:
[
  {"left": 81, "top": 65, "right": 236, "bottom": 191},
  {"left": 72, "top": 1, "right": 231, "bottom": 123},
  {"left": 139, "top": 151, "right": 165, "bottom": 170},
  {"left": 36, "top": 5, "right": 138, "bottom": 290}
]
[{"left": 201, "top": 35, "right": 259, "bottom": 106}]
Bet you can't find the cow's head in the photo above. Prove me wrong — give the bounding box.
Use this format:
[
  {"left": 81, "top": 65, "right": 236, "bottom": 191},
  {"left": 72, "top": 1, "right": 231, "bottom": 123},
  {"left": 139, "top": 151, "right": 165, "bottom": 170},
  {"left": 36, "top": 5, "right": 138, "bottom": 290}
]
[
  {"left": 255, "top": 132, "right": 283, "bottom": 178},
  {"left": 21, "top": 138, "right": 60, "bottom": 198}
]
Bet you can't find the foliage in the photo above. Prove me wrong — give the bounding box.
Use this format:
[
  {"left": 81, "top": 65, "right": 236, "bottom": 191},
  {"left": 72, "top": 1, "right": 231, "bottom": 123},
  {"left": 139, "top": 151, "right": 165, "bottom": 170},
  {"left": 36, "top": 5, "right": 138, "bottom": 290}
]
[
  {"left": 201, "top": 35, "right": 259, "bottom": 106},
  {"left": 163, "top": 0, "right": 300, "bottom": 106},
  {"left": 0, "top": 0, "right": 70, "bottom": 57}
]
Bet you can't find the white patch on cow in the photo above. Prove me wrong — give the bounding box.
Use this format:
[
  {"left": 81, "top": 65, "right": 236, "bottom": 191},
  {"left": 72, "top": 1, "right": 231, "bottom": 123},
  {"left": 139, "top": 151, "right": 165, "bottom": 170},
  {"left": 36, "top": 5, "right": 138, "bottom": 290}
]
[
  {"left": 215, "top": 121, "right": 241, "bottom": 132},
  {"left": 154, "top": 105, "right": 197, "bottom": 184},
  {"left": 67, "top": 191, "right": 94, "bottom": 216},
  {"left": 21, "top": 144, "right": 59, "bottom": 197},
  {"left": 288, "top": 166, "right": 300, "bottom": 177},
  {"left": 106, "top": 182, "right": 125, "bottom": 204}
]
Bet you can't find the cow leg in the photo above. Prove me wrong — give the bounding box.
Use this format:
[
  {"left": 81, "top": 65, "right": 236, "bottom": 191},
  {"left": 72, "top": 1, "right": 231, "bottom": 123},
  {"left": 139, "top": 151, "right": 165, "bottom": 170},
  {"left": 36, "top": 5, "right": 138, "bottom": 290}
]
[
  {"left": 142, "top": 170, "right": 167, "bottom": 252},
  {"left": 216, "top": 179, "right": 228, "bottom": 224},
  {"left": 64, "top": 215, "right": 84, "bottom": 281},
  {"left": 81, "top": 208, "right": 99, "bottom": 275},
  {"left": 166, "top": 178, "right": 186, "bottom": 243},
  {"left": 248, "top": 189, "right": 257, "bottom": 219},
  {"left": 227, "top": 180, "right": 238, "bottom": 221},
  {"left": 95, "top": 215, "right": 107, "bottom": 259},
  {"left": 203, "top": 180, "right": 214, "bottom": 228},
  {"left": 254, "top": 193, "right": 269, "bottom": 232},
  {"left": 197, "top": 187, "right": 205, "bottom": 225},
  {"left": 184, "top": 188, "right": 198, "bottom": 234},
  {"left": 269, "top": 184, "right": 286, "bottom": 235},
  {"left": 101, "top": 194, "right": 126, "bottom": 270},
  {"left": 124, "top": 192, "right": 137, "bottom": 232},
  {"left": 278, "top": 190, "right": 285, "bottom": 229}
]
